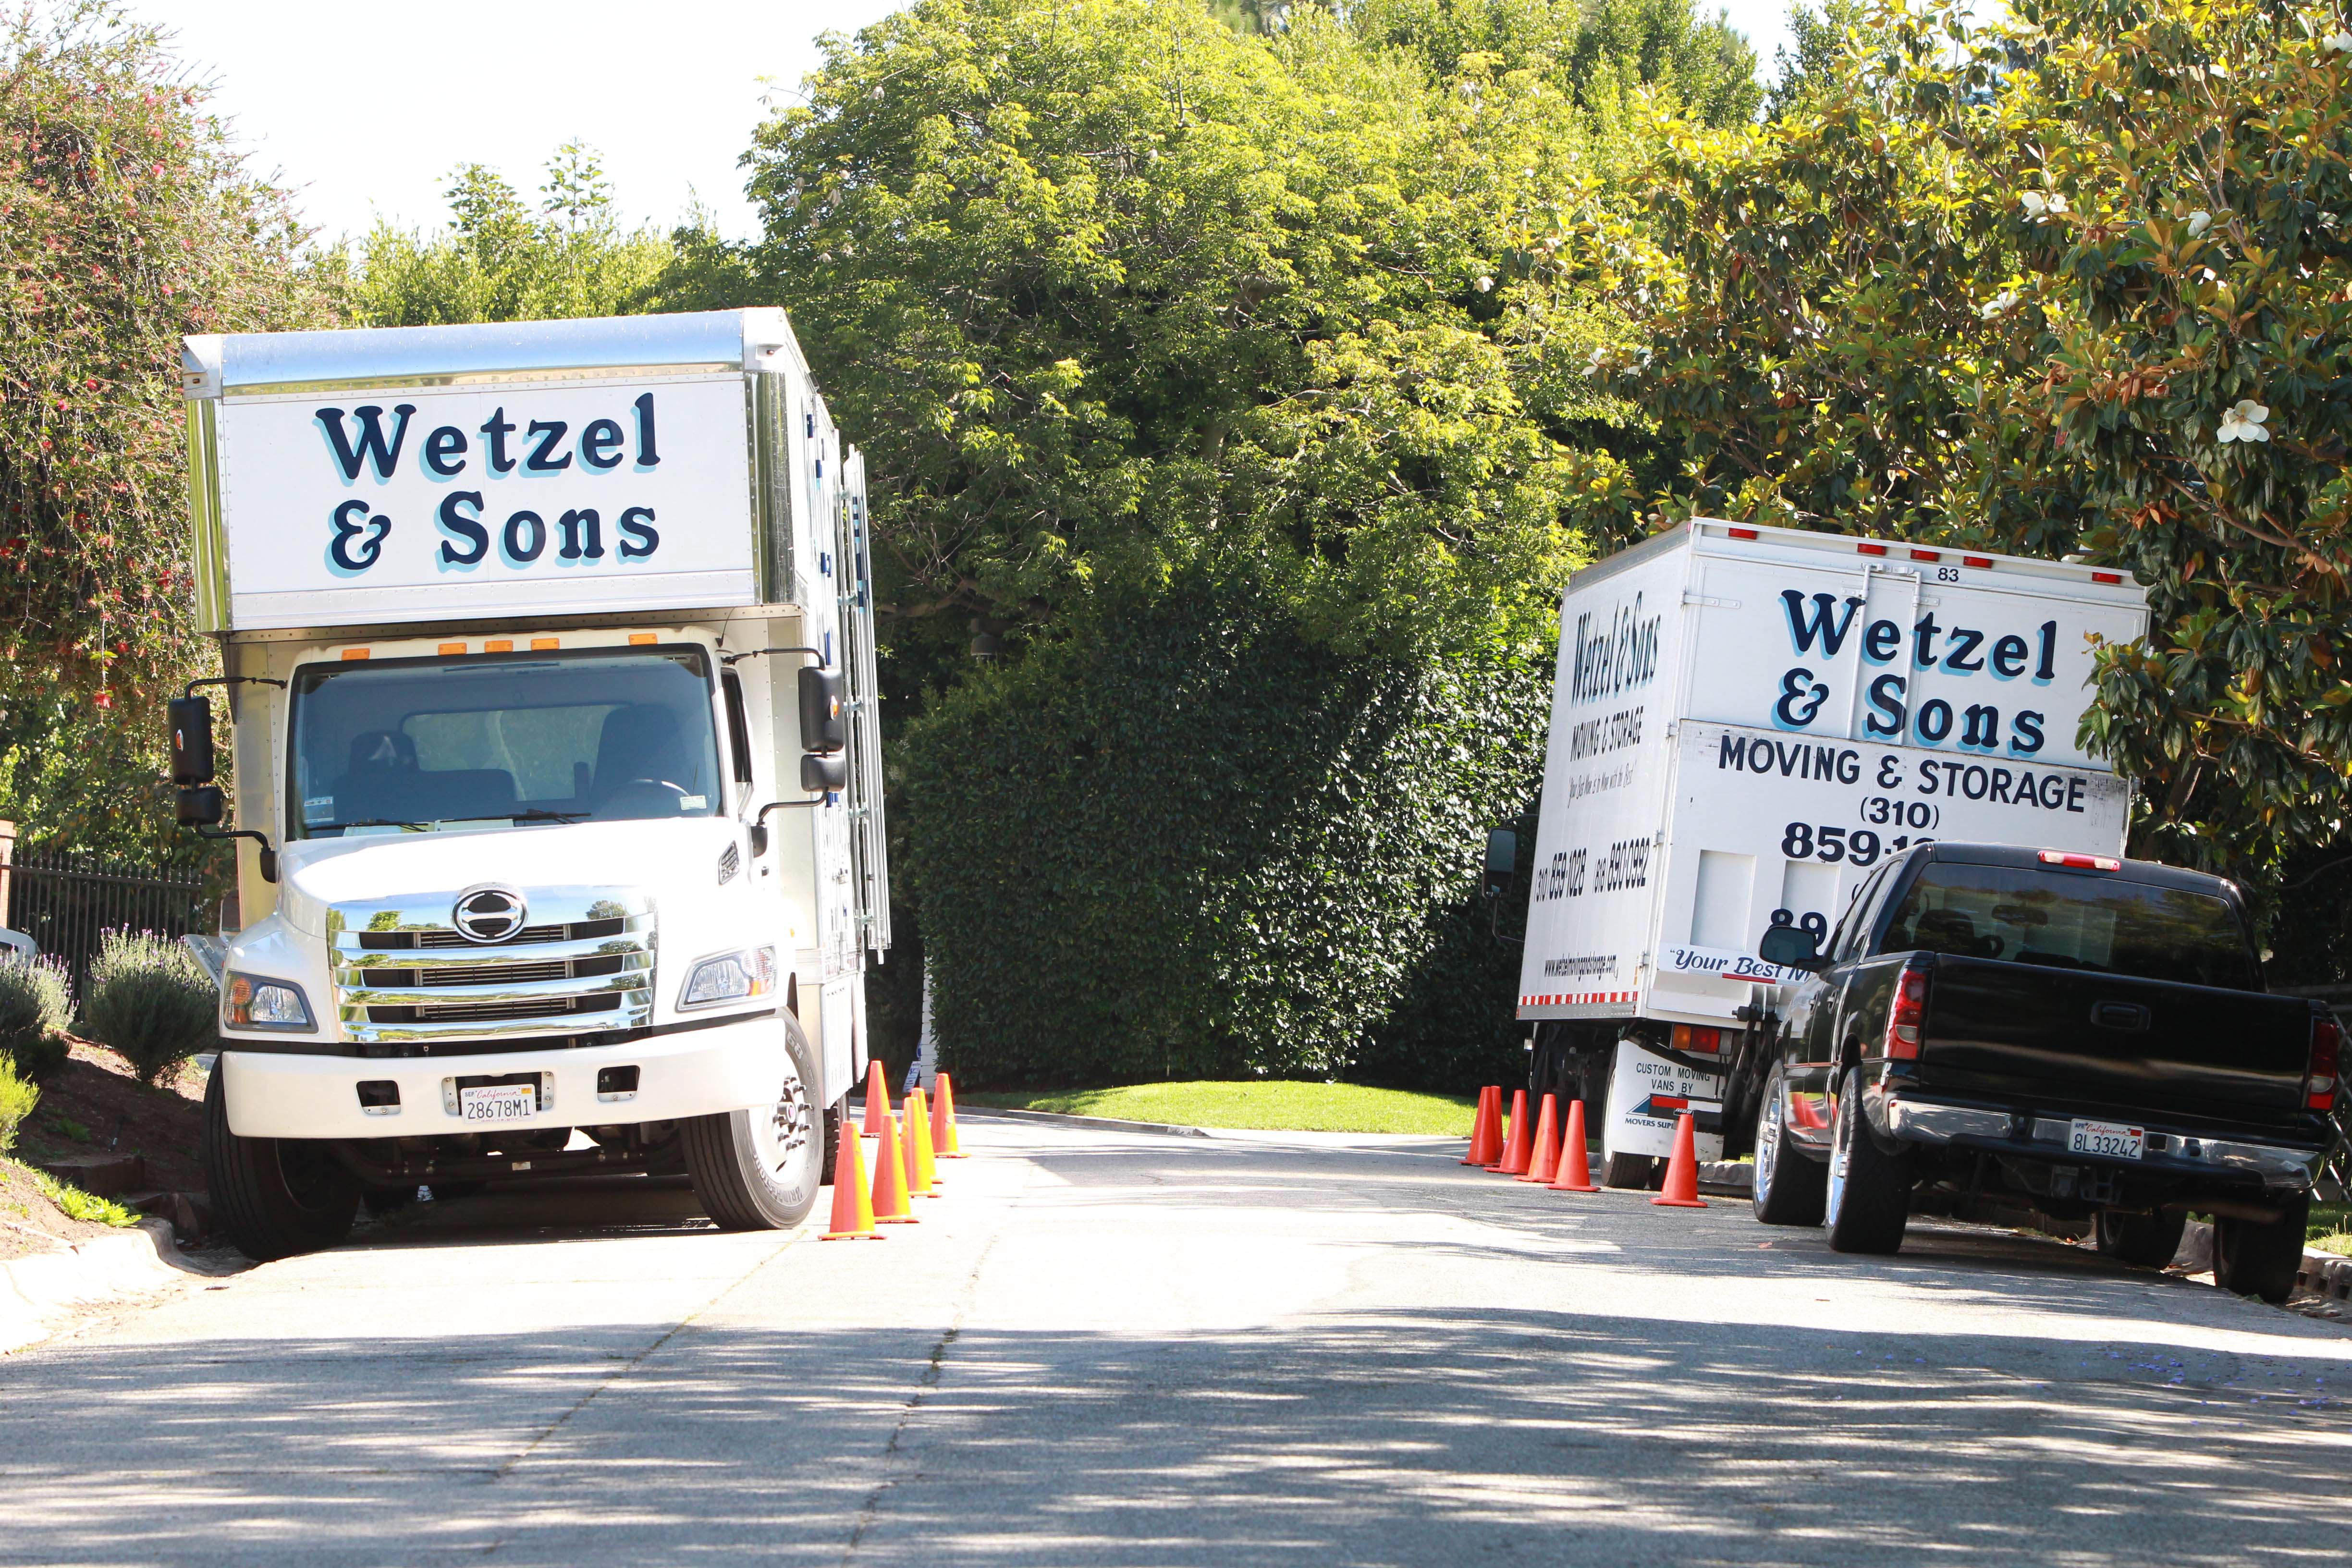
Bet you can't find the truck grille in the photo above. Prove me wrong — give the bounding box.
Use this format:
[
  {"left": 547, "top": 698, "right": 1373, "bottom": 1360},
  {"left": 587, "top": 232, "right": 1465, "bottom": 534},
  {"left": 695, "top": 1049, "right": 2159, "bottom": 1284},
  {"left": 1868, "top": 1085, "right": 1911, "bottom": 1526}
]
[{"left": 329, "top": 893, "right": 653, "bottom": 1044}]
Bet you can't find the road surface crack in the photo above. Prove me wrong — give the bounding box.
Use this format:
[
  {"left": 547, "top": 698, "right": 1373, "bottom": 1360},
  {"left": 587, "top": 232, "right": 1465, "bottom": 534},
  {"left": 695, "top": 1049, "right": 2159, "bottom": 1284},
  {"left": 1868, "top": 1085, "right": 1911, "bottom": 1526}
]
[{"left": 841, "top": 1234, "right": 995, "bottom": 1559}]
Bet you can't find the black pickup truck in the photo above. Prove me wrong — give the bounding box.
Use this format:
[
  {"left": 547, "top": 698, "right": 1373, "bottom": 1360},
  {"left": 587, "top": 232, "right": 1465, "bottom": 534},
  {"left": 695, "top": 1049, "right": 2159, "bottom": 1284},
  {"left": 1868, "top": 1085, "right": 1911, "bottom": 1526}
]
[{"left": 1751, "top": 843, "right": 2340, "bottom": 1302}]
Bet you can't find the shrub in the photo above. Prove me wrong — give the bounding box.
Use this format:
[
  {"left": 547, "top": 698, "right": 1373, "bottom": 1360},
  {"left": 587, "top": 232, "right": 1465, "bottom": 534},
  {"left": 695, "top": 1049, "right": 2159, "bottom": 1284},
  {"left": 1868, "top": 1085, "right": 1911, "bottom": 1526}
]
[
  {"left": 901, "top": 580, "right": 1547, "bottom": 1090},
  {"left": 0, "top": 1054, "right": 35, "bottom": 1153},
  {"left": 81, "top": 931, "right": 216, "bottom": 1087},
  {"left": 0, "top": 954, "right": 73, "bottom": 1082}
]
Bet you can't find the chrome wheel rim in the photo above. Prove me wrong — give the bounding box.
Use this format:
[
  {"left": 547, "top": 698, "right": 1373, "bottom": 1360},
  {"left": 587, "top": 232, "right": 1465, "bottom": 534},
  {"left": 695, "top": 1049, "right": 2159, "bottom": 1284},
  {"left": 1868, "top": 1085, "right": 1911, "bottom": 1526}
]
[
  {"left": 1826, "top": 1073, "right": 1851, "bottom": 1225},
  {"left": 1753, "top": 1072, "right": 1781, "bottom": 1202},
  {"left": 749, "top": 1052, "right": 813, "bottom": 1179}
]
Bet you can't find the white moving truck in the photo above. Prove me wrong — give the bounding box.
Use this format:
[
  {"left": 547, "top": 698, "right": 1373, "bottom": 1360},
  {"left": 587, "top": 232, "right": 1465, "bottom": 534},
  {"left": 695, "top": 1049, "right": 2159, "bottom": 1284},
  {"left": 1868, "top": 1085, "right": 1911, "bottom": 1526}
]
[
  {"left": 171, "top": 310, "right": 887, "bottom": 1258},
  {"left": 1510, "top": 520, "right": 2150, "bottom": 1187}
]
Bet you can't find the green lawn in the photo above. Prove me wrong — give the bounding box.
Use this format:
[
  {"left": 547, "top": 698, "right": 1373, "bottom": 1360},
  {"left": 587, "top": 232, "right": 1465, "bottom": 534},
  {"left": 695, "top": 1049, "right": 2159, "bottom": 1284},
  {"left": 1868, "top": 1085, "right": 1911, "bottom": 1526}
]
[
  {"left": 958, "top": 1081, "right": 1478, "bottom": 1135},
  {"left": 2310, "top": 1202, "right": 2352, "bottom": 1257}
]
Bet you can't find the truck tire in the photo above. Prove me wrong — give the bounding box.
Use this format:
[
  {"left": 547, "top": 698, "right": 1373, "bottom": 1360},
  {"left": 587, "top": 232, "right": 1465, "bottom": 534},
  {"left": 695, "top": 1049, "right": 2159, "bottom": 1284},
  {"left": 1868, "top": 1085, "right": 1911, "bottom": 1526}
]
[
  {"left": 1751, "top": 1064, "right": 1826, "bottom": 1226},
  {"left": 821, "top": 1091, "right": 848, "bottom": 1185},
  {"left": 681, "top": 1015, "right": 823, "bottom": 1231},
  {"left": 2213, "top": 1194, "right": 2309, "bottom": 1304},
  {"left": 2094, "top": 1208, "right": 2187, "bottom": 1270},
  {"left": 204, "top": 1066, "right": 360, "bottom": 1262},
  {"left": 1602, "top": 1154, "right": 1656, "bottom": 1190},
  {"left": 1824, "top": 1067, "right": 1909, "bottom": 1255}
]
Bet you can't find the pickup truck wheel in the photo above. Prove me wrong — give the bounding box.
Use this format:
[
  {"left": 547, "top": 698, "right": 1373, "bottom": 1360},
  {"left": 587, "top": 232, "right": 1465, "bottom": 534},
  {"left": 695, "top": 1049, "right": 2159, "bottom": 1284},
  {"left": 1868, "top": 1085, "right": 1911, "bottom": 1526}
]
[
  {"left": 203, "top": 1066, "right": 360, "bottom": 1262},
  {"left": 2213, "top": 1194, "right": 2309, "bottom": 1304},
  {"left": 2093, "top": 1208, "right": 2187, "bottom": 1270},
  {"left": 1752, "top": 1065, "right": 1826, "bottom": 1226},
  {"left": 1824, "top": 1067, "right": 1909, "bottom": 1255},
  {"left": 682, "top": 1016, "right": 823, "bottom": 1231}
]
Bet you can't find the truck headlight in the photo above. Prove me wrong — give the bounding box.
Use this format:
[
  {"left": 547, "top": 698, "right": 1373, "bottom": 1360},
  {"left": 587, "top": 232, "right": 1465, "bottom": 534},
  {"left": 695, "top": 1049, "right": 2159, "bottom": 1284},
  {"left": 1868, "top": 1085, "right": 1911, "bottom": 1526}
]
[
  {"left": 679, "top": 946, "right": 776, "bottom": 1010},
  {"left": 225, "top": 973, "right": 315, "bottom": 1031}
]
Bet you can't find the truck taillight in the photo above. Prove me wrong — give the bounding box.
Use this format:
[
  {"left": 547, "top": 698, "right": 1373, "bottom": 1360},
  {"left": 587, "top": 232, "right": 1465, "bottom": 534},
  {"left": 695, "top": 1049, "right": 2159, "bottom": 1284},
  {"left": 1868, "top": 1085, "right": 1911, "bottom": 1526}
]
[
  {"left": 1670, "top": 1024, "right": 1724, "bottom": 1054},
  {"left": 2037, "top": 849, "right": 2120, "bottom": 870},
  {"left": 2308, "top": 1013, "right": 2342, "bottom": 1113},
  {"left": 1886, "top": 962, "right": 1930, "bottom": 1061}
]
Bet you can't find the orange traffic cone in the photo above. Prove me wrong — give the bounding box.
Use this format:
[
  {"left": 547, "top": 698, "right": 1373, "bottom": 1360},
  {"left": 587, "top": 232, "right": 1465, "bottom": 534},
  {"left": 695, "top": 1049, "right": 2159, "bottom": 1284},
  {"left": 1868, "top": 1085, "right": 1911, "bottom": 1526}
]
[
  {"left": 1788, "top": 1091, "right": 1826, "bottom": 1130},
  {"left": 861, "top": 1060, "right": 890, "bottom": 1139},
  {"left": 1651, "top": 1110, "right": 1709, "bottom": 1208},
  {"left": 868, "top": 1111, "right": 917, "bottom": 1223},
  {"left": 822, "top": 1120, "right": 882, "bottom": 1239},
  {"left": 1516, "top": 1094, "right": 1561, "bottom": 1183},
  {"left": 1491, "top": 1089, "right": 1533, "bottom": 1175},
  {"left": 932, "top": 1072, "right": 967, "bottom": 1158},
  {"left": 1463, "top": 1085, "right": 1502, "bottom": 1165},
  {"left": 1549, "top": 1098, "right": 1599, "bottom": 1192},
  {"left": 904, "top": 1088, "right": 940, "bottom": 1196}
]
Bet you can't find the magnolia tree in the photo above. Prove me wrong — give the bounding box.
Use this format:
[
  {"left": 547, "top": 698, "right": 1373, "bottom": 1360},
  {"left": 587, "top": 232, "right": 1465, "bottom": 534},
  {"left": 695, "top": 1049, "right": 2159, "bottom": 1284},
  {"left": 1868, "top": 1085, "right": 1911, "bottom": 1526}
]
[{"left": 1610, "top": 0, "right": 2352, "bottom": 885}]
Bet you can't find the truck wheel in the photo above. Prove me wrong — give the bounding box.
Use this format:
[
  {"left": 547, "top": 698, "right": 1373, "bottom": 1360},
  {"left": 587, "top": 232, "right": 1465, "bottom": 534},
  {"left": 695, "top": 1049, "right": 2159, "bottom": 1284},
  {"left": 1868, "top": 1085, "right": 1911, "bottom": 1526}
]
[
  {"left": 204, "top": 1066, "right": 360, "bottom": 1262},
  {"left": 2212, "top": 1194, "right": 2310, "bottom": 1304},
  {"left": 821, "top": 1091, "right": 848, "bottom": 1185},
  {"left": 1602, "top": 1153, "right": 1655, "bottom": 1190},
  {"left": 681, "top": 1015, "right": 823, "bottom": 1231},
  {"left": 2094, "top": 1209, "right": 2187, "bottom": 1269},
  {"left": 1824, "top": 1067, "right": 1909, "bottom": 1255},
  {"left": 1752, "top": 1065, "right": 1826, "bottom": 1226}
]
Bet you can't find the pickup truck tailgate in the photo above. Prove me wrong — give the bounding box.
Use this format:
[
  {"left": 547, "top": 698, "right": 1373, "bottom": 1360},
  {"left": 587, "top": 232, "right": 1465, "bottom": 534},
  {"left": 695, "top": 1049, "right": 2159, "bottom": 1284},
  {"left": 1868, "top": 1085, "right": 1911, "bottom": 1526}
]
[{"left": 1922, "top": 958, "right": 2311, "bottom": 1122}]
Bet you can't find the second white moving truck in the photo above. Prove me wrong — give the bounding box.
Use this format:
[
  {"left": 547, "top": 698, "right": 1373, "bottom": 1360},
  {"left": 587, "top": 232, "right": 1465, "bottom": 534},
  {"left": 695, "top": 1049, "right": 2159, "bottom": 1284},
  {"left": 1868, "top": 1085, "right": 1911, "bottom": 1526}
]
[
  {"left": 1511, "top": 520, "right": 2151, "bottom": 1186},
  {"left": 172, "top": 309, "right": 887, "bottom": 1258}
]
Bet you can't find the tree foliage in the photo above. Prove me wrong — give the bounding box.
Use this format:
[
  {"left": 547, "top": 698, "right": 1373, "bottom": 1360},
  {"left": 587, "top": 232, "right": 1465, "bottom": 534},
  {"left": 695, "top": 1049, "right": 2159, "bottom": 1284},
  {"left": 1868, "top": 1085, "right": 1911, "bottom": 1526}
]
[
  {"left": 1605, "top": 0, "right": 2352, "bottom": 891},
  {"left": 0, "top": 0, "right": 332, "bottom": 709}
]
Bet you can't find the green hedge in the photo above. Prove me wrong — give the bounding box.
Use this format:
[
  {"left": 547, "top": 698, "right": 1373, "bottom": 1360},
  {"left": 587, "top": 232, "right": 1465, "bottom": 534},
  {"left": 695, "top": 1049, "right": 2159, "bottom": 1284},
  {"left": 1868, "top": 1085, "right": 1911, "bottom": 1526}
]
[{"left": 900, "top": 586, "right": 1547, "bottom": 1090}]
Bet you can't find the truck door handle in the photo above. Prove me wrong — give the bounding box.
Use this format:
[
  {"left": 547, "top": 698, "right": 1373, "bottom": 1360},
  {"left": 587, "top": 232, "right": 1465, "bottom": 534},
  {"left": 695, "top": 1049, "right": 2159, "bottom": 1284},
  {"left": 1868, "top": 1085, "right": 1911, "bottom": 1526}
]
[{"left": 2091, "top": 1001, "right": 2150, "bottom": 1032}]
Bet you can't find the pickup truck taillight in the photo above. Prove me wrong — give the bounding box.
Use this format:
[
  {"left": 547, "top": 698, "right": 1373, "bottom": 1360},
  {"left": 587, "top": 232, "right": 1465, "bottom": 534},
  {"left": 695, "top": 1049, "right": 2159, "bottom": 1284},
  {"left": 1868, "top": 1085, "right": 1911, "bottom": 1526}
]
[
  {"left": 1885, "top": 960, "right": 1930, "bottom": 1061},
  {"left": 2308, "top": 1013, "right": 2342, "bottom": 1113}
]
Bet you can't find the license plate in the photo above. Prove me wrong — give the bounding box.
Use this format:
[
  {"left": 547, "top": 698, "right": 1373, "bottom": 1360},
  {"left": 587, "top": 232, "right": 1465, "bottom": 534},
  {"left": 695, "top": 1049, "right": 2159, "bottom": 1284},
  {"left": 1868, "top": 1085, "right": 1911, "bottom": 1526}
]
[
  {"left": 459, "top": 1082, "right": 539, "bottom": 1123},
  {"left": 2069, "top": 1118, "right": 2144, "bottom": 1160}
]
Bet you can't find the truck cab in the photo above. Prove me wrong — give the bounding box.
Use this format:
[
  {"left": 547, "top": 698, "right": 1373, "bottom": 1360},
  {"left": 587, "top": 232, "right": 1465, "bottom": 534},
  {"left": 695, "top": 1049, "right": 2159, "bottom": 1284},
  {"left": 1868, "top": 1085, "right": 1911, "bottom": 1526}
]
[{"left": 173, "top": 310, "right": 887, "bottom": 1259}]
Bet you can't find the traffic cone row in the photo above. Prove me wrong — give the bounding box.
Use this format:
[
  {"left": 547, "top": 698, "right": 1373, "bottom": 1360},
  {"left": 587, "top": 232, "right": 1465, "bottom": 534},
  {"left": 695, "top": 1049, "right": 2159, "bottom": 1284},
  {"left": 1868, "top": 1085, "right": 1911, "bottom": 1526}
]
[
  {"left": 1460, "top": 1086, "right": 1706, "bottom": 1211},
  {"left": 827, "top": 1065, "right": 971, "bottom": 1239}
]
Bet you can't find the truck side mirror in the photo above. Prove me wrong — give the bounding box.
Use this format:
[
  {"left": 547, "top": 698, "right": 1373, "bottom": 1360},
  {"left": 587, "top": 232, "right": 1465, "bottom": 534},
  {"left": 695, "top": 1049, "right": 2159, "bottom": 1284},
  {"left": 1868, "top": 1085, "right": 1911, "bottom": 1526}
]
[
  {"left": 176, "top": 784, "right": 225, "bottom": 828},
  {"left": 1758, "top": 922, "right": 1827, "bottom": 972},
  {"left": 801, "top": 751, "right": 847, "bottom": 793},
  {"left": 169, "top": 695, "right": 216, "bottom": 785},
  {"left": 1483, "top": 828, "right": 1517, "bottom": 895},
  {"left": 798, "top": 666, "right": 845, "bottom": 754}
]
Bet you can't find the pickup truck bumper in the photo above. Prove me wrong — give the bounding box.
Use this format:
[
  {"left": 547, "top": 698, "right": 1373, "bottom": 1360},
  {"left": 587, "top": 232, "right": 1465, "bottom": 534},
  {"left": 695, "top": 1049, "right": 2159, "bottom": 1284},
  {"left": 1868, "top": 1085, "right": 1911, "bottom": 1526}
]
[
  {"left": 1874, "top": 1090, "right": 2326, "bottom": 1191},
  {"left": 219, "top": 1016, "right": 789, "bottom": 1140}
]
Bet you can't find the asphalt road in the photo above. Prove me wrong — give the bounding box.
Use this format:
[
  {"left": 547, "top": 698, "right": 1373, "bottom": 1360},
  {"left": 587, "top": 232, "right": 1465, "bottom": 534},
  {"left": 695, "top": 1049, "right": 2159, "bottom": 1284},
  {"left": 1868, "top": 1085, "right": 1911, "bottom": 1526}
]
[{"left": 4, "top": 1115, "right": 2351, "bottom": 1567}]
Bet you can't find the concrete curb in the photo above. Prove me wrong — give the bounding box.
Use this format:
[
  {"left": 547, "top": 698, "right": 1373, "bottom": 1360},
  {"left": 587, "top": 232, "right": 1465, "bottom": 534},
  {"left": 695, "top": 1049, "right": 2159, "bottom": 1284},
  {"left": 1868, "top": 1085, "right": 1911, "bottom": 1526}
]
[
  {"left": 1698, "top": 1161, "right": 1755, "bottom": 1197},
  {"left": 0, "top": 1219, "right": 191, "bottom": 1355},
  {"left": 953, "top": 1106, "right": 1212, "bottom": 1139},
  {"left": 2296, "top": 1244, "right": 2352, "bottom": 1302}
]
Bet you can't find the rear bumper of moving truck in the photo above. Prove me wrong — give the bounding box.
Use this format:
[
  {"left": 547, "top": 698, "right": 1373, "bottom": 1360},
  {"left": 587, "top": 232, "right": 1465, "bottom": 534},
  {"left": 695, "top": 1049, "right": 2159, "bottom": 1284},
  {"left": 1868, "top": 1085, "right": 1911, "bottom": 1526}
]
[{"left": 219, "top": 1015, "right": 788, "bottom": 1140}]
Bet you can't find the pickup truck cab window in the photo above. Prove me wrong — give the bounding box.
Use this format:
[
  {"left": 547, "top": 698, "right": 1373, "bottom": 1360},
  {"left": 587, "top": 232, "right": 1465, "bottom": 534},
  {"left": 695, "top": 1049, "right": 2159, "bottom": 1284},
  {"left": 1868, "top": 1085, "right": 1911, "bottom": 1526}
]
[
  {"left": 1880, "top": 862, "right": 2259, "bottom": 990},
  {"left": 289, "top": 647, "right": 724, "bottom": 838},
  {"left": 1831, "top": 864, "right": 1893, "bottom": 962}
]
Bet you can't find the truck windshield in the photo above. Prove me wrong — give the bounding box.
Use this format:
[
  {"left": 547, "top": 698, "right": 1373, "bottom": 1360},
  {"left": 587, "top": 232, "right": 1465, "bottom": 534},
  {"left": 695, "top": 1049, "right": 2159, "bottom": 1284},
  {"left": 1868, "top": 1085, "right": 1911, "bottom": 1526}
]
[
  {"left": 1881, "top": 863, "right": 2259, "bottom": 991},
  {"left": 288, "top": 648, "right": 723, "bottom": 838}
]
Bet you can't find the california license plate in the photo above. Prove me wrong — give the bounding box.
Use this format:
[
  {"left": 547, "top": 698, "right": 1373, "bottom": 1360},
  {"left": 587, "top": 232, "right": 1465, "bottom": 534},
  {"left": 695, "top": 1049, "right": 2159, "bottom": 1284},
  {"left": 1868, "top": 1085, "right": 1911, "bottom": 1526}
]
[
  {"left": 459, "top": 1082, "right": 538, "bottom": 1123},
  {"left": 2069, "top": 1118, "right": 2144, "bottom": 1159}
]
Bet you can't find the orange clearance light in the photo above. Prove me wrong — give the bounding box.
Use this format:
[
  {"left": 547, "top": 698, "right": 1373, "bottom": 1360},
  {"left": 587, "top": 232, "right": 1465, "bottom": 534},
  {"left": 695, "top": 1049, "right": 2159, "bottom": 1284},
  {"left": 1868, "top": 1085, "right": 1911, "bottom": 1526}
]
[
  {"left": 1963, "top": 555, "right": 1995, "bottom": 568},
  {"left": 485, "top": 639, "right": 514, "bottom": 653},
  {"left": 1727, "top": 526, "right": 1759, "bottom": 540},
  {"left": 628, "top": 633, "right": 658, "bottom": 645},
  {"left": 340, "top": 648, "right": 369, "bottom": 661},
  {"left": 530, "top": 637, "right": 559, "bottom": 650},
  {"left": 1856, "top": 542, "right": 1888, "bottom": 556},
  {"left": 438, "top": 642, "right": 466, "bottom": 656}
]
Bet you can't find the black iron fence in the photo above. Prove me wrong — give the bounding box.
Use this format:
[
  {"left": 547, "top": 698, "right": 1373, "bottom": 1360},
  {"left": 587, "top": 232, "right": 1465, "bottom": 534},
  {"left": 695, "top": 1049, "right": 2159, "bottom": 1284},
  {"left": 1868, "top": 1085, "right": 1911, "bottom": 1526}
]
[{"left": 3, "top": 847, "right": 215, "bottom": 996}]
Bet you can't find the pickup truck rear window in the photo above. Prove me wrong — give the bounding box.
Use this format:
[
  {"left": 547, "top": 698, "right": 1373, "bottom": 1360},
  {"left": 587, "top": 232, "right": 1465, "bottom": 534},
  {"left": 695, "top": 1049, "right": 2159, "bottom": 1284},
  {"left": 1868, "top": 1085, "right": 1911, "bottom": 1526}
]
[{"left": 1880, "top": 864, "right": 2260, "bottom": 991}]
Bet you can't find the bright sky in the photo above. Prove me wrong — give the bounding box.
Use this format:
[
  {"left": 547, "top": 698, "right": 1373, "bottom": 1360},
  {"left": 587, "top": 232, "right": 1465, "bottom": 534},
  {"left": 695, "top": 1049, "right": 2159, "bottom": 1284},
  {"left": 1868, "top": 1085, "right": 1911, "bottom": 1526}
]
[{"left": 150, "top": 0, "right": 1798, "bottom": 246}]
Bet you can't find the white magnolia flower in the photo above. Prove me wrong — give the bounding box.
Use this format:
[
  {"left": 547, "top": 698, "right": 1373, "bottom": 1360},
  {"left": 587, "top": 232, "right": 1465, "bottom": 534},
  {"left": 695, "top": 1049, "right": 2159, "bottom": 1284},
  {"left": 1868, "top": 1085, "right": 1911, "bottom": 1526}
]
[
  {"left": 1980, "top": 290, "right": 2019, "bottom": 318},
  {"left": 2216, "top": 399, "right": 2272, "bottom": 443},
  {"left": 2187, "top": 209, "right": 2214, "bottom": 237},
  {"left": 1475, "top": 275, "right": 1494, "bottom": 293},
  {"left": 2329, "top": 30, "right": 2352, "bottom": 52},
  {"left": 1587, "top": 346, "right": 1608, "bottom": 370},
  {"left": 2021, "top": 190, "right": 2069, "bottom": 219}
]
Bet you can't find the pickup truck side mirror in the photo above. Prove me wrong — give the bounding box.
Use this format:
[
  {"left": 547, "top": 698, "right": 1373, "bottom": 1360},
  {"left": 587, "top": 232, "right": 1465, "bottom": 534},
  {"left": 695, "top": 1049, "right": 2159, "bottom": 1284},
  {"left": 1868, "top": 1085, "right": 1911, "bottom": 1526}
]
[
  {"left": 169, "top": 695, "right": 216, "bottom": 785},
  {"left": 1758, "top": 922, "right": 1829, "bottom": 972},
  {"left": 1483, "top": 828, "right": 1517, "bottom": 895}
]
